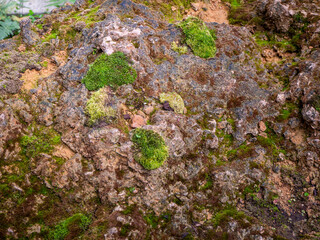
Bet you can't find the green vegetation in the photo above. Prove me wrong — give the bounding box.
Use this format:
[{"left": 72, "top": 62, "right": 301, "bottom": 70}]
[
  {"left": 82, "top": 52, "right": 137, "bottom": 91},
  {"left": 120, "top": 224, "right": 131, "bottom": 236},
  {"left": 0, "top": 0, "right": 20, "bottom": 40},
  {"left": 160, "top": 92, "right": 185, "bottom": 114},
  {"left": 131, "top": 128, "right": 169, "bottom": 170},
  {"left": 227, "top": 142, "right": 254, "bottom": 160},
  {"left": 49, "top": 213, "right": 91, "bottom": 240},
  {"left": 139, "top": 0, "right": 194, "bottom": 23},
  {"left": 312, "top": 96, "right": 320, "bottom": 112},
  {"left": 212, "top": 205, "right": 252, "bottom": 227},
  {"left": 254, "top": 32, "right": 297, "bottom": 53},
  {"left": 20, "top": 127, "right": 61, "bottom": 158},
  {"left": 143, "top": 211, "right": 171, "bottom": 229},
  {"left": 171, "top": 41, "right": 188, "bottom": 55},
  {"left": 178, "top": 17, "right": 217, "bottom": 59},
  {"left": 86, "top": 88, "right": 117, "bottom": 124},
  {"left": 277, "top": 103, "right": 298, "bottom": 121}
]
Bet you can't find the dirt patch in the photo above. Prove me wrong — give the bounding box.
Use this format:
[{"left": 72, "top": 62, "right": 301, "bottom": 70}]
[
  {"left": 20, "top": 51, "right": 67, "bottom": 91},
  {"left": 186, "top": 0, "right": 229, "bottom": 24}
]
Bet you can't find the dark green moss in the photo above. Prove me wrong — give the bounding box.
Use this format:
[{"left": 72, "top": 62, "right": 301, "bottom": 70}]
[
  {"left": 82, "top": 52, "right": 137, "bottom": 91},
  {"left": 212, "top": 205, "right": 252, "bottom": 227},
  {"left": 178, "top": 17, "right": 216, "bottom": 58},
  {"left": 131, "top": 128, "right": 169, "bottom": 170}
]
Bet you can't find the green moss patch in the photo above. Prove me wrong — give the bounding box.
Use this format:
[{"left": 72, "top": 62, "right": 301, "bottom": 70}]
[
  {"left": 82, "top": 52, "right": 137, "bottom": 91},
  {"left": 85, "top": 88, "right": 117, "bottom": 124},
  {"left": 160, "top": 92, "right": 185, "bottom": 114},
  {"left": 178, "top": 17, "right": 216, "bottom": 59},
  {"left": 131, "top": 128, "right": 169, "bottom": 170},
  {"left": 49, "top": 213, "right": 91, "bottom": 240},
  {"left": 20, "top": 127, "right": 61, "bottom": 159}
]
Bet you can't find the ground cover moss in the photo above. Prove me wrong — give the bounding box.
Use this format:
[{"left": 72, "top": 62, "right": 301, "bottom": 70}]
[
  {"left": 82, "top": 52, "right": 137, "bottom": 91},
  {"left": 20, "top": 126, "right": 61, "bottom": 159},
  {"left": 131, "top": 128, "right": 169, "bottom": 170},
  {"left": 178, "top": 17, "right": 216, "bottom": 59},
  {"left": 49, "top": 213, "right": 91, "bottom": 240}
]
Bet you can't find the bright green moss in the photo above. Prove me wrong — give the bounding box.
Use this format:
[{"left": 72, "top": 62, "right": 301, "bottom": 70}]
[
  {"left": 82, "top": 52, "right": 137, "bottom": 91},
  {"left": 49, "top": 213, "right": 91, "bottom": 240},
  {"left": 178, "top": 17, "right": 216, "bottom": 59},
  {"left": 86, "top": 88, "right": 116, "bottom": 124},
  {"left": 160, "top": 92, "right": 185, "bottom": 114},
  {"left": 131, "top": 128, "right": 169, "bottom": 170}
]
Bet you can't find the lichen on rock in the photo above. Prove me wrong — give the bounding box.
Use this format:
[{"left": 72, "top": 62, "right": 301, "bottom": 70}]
[
  {"left": 85, "top": 87, "right": 117, "bottom": 124},
  {"left": 160, "top": 92, "right": 185, "bottom": 114}
]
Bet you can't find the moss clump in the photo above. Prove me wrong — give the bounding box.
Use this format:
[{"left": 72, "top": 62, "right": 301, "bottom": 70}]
[
  {"left": 82, "top": 52, "right": 137, "bottom": 91},
  {"left": 178, "top": 17, "right": 216, "bottom": 58},
  {"left": 20, "top": 127, "right": 61, "bottom": 158},
  {"left": 171, "top": 41, "right": 188, "bottom": 55},
  {"left": 160, "top": 92, "right": 185, "bottom": 114},
  {"left": 131, "top": 128, "right": 169, "bottom": 170},
  {"left": 49, "top": 213, "right": 91, "bottom": 240},
  {"left": 86, "top": 88, "right": 117, "bottom": 124},
  {"left": 212, "top": 206, "right": 252, "bottom": 227}
]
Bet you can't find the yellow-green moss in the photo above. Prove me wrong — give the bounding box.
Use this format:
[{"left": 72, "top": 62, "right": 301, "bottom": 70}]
[
  {"left": 160, "top": 92, "right": 185, "bottom": 114},
  {"left": 171, "top": 41, "right": 188, "bottom": 55},
  {"left": 86, "top": 88, "right": 116, "bottom": 124}
]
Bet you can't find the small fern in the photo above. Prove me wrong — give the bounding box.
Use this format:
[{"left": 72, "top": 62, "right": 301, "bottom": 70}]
[{"left": 0, "top": 0, "right": 20, "bottom": 40}]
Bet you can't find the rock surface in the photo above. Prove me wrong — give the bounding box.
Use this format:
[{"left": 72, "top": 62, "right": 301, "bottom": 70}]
[{"left": 0, "top": 0, "right": 320, "bottom": 239}]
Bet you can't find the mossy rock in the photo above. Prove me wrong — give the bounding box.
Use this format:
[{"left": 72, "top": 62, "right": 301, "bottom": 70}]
[
  {"left": 82, "top": 51, "right": 137, "bottom": 91},
  {"left": 178, "top": 17, "right": 216, "bottom": 59},
  {"left": 49, "top": 213, "right": 91, "bottom": 240},
  {"left": 86, "top": 88, "right": 117, "bottom": 124},
  {"left": 131, "top": 128, "right": 169, "bottom": 170},
  {"left": 160, "top": 92, "right": 185, "bottom": 114}
]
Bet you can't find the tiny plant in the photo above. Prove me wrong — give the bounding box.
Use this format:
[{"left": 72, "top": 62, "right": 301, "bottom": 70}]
[
  {"left": 131, "top": 128, "right": 169, "bottom": 170},
  {"left": 0, "top": 0, "right": 20, "bottom": 40},
  {"left": 82, "top": 52, "right": 137, "bottom": 91},
  {"left": 178, "top": 17, "right": 217, "bottom": 58}
]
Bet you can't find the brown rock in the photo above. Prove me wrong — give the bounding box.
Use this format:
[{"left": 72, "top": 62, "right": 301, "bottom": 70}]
[
  {"left": 18, "top": 45, "right": 26, "bottom": 52},
  {"left": 259, "top": 121, "right": 267, "bottom": 132},
  {"left": 144, "top": 105, "right": 154, "bottom": 115},
  {"left": 131, "top": 114, "right": 146, "bottom": 128}
]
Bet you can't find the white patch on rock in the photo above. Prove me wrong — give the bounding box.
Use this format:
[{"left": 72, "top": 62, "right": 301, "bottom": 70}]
[{"left": 100, "top": 21, "right": 141, "bottom": 55}]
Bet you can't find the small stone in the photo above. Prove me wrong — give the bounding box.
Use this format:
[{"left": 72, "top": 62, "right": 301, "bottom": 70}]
[
  {"left": 191, "top": 2, "right": 199, "bottom": 11},
  {"left": 18, "top": 45, "right": 26, "bottom": 52},
  {"left": 217, "top": 121, "right": 227, "bottom": 129},
  {"left": 130, "top": 115, "right": 146, "bottom": 128},
  {"left": 259, "top": 121, "right": 267, "bottom": 132},
  {"left": 163, "top": 101, "right": 174, "bottom": 111},
  {"left": 123, "top": 114, "right": 131, "bottom": 120},
  {"left": 144, "top": 105, "right": 154, "bottom": 115}
]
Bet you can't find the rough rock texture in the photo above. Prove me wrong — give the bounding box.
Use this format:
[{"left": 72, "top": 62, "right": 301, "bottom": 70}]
[{"left": 0, "top": 0, "right": 320, "bottom": 239}]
